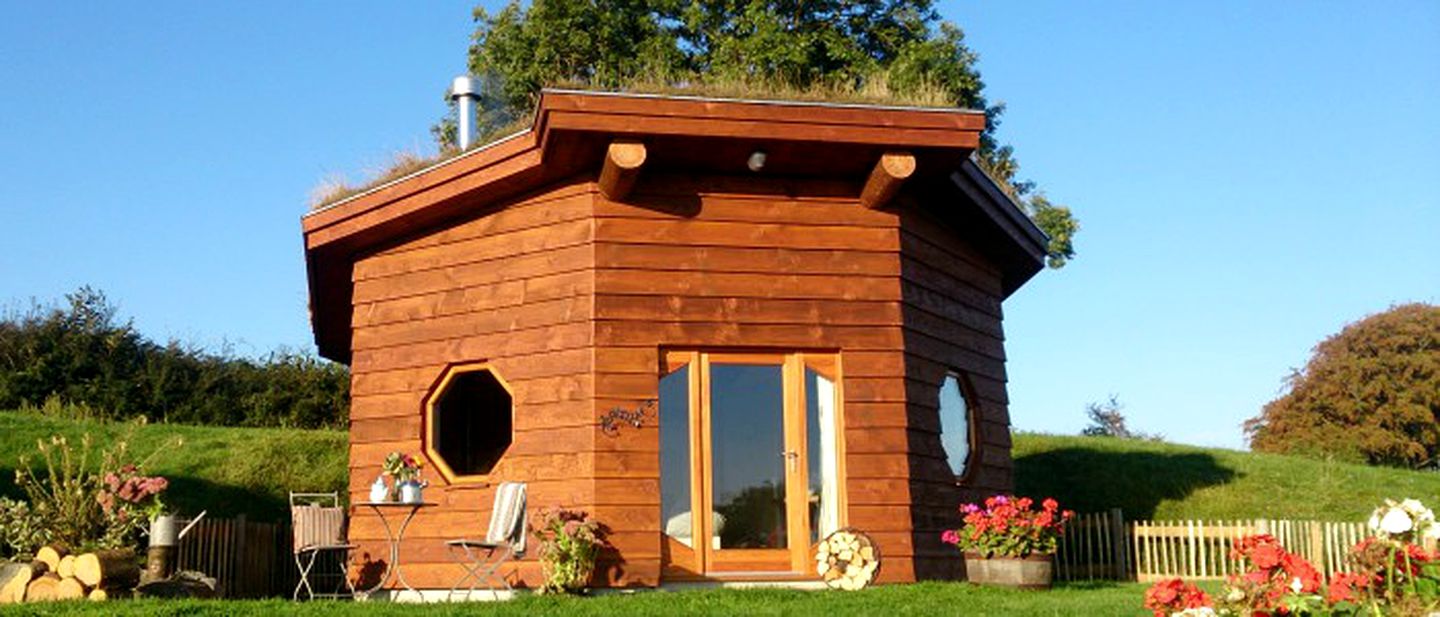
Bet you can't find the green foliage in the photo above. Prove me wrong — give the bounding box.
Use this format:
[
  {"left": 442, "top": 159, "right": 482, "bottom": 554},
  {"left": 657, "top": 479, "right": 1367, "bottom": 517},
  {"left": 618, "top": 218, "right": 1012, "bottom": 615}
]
[
  {"left": 1014, "top": 433, "right": 1440, "bottom": 521},
  {"left": 1245, "top": 303, "right": 1440, "bottom": 468},
  {"left": 450, "top": 0, "right": 1079, "bottom": 268},
  {"left": 0, "top": 412, "right": 348, "bottom": 523},
  {"left": 0, "top": 287, "right": 350, "bottom": 429},
  {"left": 12, "top": 431, "right": 173, "bottom": 552},
  {"left": 0, "top": 497, "right": 49, "bottom": 560},
  {"left": 533, "top": 508, "right": 605, "bottom": 594},
  {"left": 0, "top": 581, "right": 1157, "bottom": 615}
]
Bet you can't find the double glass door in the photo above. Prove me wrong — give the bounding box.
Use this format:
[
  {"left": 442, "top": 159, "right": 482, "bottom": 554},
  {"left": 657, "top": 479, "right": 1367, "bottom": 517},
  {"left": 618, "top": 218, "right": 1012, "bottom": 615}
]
[{"left": 659, "top": 352, "right": 842, "bottom": 577}]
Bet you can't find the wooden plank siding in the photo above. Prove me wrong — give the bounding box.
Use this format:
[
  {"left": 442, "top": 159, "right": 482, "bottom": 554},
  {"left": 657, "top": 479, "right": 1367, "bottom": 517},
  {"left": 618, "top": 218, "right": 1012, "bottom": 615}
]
[
  {"left": 594, "top": 173, "right": 927, "bottom": 585},
  {"left": 342, "top": 170, "right": 1018, "bottom": 590},
  {"left": 898, "top": 206, "right": 1015, "bottom": 581},
  {"left": 346, "top": 178, "right": 599, "bottom": 591}
]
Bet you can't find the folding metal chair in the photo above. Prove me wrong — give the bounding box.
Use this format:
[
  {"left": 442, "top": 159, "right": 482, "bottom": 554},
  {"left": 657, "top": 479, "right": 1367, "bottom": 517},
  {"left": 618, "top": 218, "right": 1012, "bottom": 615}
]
[
  {"left": 446, "top": 482, "right": 527, "bottom": 601},
  {"left": 290, "top": 492, "right": 357, "bottom": 601}
]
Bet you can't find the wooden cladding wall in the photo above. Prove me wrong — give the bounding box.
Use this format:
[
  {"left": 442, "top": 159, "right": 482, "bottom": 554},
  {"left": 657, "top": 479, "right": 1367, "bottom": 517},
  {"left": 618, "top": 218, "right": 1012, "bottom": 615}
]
[
  {"left": 347, "top": 179, "right": 598, "bottom": 591},
  {"left": 898, "top": 207, "right": 1015, "bottom": 581},
  {"left": 591, "top": 174, "right": 924, "bottom": 583},
  {"left": 341, "top": 172, "right": 1016, "bottom": 589}
]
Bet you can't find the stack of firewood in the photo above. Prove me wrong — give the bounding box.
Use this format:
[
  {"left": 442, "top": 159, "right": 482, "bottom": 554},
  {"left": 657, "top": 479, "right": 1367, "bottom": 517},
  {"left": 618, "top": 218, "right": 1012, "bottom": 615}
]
[
  {"left": 815, "top": 528, "right": 880, "bottom": 590},
  {"left": 0, "top": 546, "right": 140, "bottom": 603}
]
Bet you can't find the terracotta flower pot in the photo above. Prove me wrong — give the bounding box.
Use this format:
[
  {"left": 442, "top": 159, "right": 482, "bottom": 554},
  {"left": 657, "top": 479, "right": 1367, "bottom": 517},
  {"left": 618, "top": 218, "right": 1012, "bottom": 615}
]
[{"left": 963, "top": 552, "right": 1053, "bottom": 589}]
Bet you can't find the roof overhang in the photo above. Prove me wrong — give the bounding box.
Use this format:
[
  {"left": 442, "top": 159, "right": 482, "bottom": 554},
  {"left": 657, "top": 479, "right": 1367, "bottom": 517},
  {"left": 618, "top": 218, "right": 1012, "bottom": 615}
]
[{"left": 302, "top": 89, "right": 1046, "bottom": 363}]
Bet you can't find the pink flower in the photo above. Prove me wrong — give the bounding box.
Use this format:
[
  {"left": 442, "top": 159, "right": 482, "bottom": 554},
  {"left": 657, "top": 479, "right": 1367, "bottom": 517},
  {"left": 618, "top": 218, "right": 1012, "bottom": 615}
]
[{"left": 941, "top": 529, "right": 960, "bottom": 545}]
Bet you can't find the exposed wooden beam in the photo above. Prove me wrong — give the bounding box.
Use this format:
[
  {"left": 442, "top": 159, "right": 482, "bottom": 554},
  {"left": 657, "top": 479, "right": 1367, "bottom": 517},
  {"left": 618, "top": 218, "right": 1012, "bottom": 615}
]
[
  {"left": 598, "top": 140, "right": 648, "bottom": 201},
  {"left": 859, "top": 152, "right": 917, "bottom": 210}
]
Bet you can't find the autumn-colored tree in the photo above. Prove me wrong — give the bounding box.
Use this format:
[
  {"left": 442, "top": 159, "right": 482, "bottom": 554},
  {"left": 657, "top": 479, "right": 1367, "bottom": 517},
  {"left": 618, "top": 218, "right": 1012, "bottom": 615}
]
[{"left": 1245, "top": 303, "right": 1440, "bottom": 468}]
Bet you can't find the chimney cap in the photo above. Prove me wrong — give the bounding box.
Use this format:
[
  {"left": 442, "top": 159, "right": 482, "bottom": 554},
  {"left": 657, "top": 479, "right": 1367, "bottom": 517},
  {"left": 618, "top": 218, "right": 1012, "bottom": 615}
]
[{"left": 450, "top": 76, "right": 478, "bottom": 99}]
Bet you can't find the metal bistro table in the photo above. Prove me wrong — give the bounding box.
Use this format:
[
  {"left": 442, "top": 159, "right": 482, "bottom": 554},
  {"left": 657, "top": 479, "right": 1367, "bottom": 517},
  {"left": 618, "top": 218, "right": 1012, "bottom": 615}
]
[{"left": 356, "top": 501, "right": 437, "bottom": 600}]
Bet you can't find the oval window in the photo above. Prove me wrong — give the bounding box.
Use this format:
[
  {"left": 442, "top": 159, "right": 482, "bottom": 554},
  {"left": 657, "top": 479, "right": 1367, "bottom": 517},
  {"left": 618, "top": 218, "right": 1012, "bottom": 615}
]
[{"left": 938, "top": 372, "right": 977, "bottom": 479}]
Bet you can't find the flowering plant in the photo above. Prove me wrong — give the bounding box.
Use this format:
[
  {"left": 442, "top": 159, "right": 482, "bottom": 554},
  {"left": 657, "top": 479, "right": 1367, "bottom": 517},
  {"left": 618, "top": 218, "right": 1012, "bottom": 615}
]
[
  {"left": 1367, "top": 498, "right": 1438, "bottom": 542},
  {"left": 941, "top": 495, "right": 1074, "bottom": 558},
  {"left": 533, "top": 508, "right": 606, "bottom": 594},
  {"left": 1141, "top": 498, "right": 1440, "bottom": 617},
  {"left": 95, "top": 463, "right": 169, "bottom": 548},
  {"left": 1144, "top": 578, "right": 1213, "bottom": 617},
  {"left": 382, "top": 451, "right": 425, "bottom": 483},
  {"left": 1216, "top": 534, "right": 1325, "bottom": 614}
]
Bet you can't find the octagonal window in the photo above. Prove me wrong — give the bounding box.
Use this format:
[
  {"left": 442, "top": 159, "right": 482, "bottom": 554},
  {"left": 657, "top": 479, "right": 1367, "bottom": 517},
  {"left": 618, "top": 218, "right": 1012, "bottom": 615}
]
[{"left": 426, "top": 364, "right": 513, "bottom": 480}]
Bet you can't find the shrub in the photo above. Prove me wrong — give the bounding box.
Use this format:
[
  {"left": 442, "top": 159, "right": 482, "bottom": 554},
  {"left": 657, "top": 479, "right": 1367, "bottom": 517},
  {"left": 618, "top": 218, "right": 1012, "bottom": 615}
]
[
  {"left": 14, "top": 432, "right": 174, "bottom": 552},
  {"left": 0, "top": 497, "right": 50, "bottom": 560}
]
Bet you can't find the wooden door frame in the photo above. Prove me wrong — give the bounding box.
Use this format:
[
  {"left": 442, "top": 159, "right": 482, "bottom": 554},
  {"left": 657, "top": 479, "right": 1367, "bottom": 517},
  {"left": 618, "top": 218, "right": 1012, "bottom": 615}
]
[{"left": 660, "top": 349, "right": 847, "bottom": 578}]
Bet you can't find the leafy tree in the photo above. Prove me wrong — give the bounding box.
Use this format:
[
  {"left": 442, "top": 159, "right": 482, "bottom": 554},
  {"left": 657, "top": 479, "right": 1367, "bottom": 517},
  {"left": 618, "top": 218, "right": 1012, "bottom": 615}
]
[
  {"left": 1245, "top": 304, "right": 1440, "bottom": 468},
  {"left": 442, "top": 0, "right": 1078, "bottom": 267},
  {"left": 1081, "top": 395, "right": 1158, "bottom": 440}
]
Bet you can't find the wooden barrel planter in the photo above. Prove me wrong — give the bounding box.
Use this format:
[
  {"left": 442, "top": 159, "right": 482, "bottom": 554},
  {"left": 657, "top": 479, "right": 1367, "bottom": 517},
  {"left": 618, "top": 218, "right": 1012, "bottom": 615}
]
[{"left": 963, "top": 552, "right": 1053, "bottom": 589}]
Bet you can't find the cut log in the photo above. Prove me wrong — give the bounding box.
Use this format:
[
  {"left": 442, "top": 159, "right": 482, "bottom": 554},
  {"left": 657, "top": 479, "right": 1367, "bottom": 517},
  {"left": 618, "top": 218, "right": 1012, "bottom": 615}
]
[
  {"left": 57, "top": 555, "right": 76, "bottom": 579},
  {"left": 0, "top": 561, "right": 48, "bottom": 604},
  {"left": 55, "top": 577, "right": 88, "bottom": 600},
  {"left": 36, "top": 546, "right": 68, "bottom": 572},
  {"left": 74, "top": 549, "right": 140, "bottom": 590},
  {"left": 87, "top": 588, "right": 108, "bottom": 601},
  {"left": 858, "top": 151, "right": 917, "bottom": 210},
  {"left": 597, "top": 140, "right": 647, "bottom": 201},
  {"left": 25, "top": 573, "right": 61, "bottom": 602},
  {"left": 815, "top": 528, "right": 881, "bottom": 591}
]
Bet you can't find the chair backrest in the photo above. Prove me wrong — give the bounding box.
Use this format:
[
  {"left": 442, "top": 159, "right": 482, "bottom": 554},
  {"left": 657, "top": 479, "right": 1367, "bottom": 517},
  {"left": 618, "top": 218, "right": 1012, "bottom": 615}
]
[
  {"left": 290, "top": 492, "right": 347, "bottom": 553},
  {"left": 486, "top": 482, "right": 528, "bottom": 554}
]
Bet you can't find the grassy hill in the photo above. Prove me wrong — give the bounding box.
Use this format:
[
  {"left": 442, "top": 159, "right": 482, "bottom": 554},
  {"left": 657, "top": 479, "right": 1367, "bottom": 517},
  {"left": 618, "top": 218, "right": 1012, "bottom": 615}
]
[
  {"left": 3, "top": 411, "right": 1435, "bottom": 524},
  {"left": 1014, "top": 432, "right": 1440, "bottom": 521},
  {"left": 0, "top": 411, "right": 347, "bottom": 522}
]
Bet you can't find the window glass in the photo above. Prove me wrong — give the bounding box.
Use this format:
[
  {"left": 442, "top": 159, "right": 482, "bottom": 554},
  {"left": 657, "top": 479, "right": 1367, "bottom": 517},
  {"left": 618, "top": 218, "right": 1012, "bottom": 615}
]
[
  {"left": 433, "top": 369, "right": 512, "bottom": 476},
  {"left": 709, "top": 363, "right": 787, "bottom": 550},
  {"left": 938, "top": 372, "right": 974, "bottom": 478},
  {"left": 659, "top": 365, "right": 693, "bottom": 547},
  {"left": 805, "top": 368, "right": 840, "bottom": 543}
]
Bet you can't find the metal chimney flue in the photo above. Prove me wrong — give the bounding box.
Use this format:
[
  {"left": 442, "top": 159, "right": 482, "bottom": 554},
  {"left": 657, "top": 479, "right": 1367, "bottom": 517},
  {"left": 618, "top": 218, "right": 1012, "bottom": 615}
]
[{"left": 449, "top": 76, "right": 479, "bottom": 150}]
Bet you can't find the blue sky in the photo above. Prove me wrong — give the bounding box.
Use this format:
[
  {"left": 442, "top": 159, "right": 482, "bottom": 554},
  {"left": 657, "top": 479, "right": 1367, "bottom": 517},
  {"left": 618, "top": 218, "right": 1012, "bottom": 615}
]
[{"left": 1, "top": 2, "right": 1435, "bottom": 449}]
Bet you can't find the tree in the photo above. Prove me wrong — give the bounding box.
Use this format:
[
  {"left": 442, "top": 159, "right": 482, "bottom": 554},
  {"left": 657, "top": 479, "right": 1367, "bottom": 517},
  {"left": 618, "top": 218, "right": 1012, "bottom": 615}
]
[
  {"left": 444, "top": 0, "right": 1078, "bottom": 268},
  {"left": 1245, "top": 304, "right": 1440, "bottom": 468},
  {"left": 1081, "top": 395, "right": 1158, "bottom": 440}
]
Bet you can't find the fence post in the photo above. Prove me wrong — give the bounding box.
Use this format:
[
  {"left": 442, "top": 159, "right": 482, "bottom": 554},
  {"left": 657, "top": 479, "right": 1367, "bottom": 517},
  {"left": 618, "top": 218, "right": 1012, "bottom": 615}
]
[
  {"left": 232, "top": 514, "right": 247, "bottom": 598},
  {"left": 1109, "top": 508, "right": 1128, "bottom": 580}
]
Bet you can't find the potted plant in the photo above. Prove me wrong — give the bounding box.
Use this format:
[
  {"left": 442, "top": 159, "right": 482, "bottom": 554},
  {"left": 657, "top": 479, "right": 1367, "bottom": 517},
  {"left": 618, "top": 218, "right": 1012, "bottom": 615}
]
[
  {"left": 533, "top": 508, "right": 605, "bottom": 594},
  {"left": 382, "top": 452, "right": 427, "bottom": 504},
  {"left": 942, "top": 495, "right": 1073, "bottom": 589}
]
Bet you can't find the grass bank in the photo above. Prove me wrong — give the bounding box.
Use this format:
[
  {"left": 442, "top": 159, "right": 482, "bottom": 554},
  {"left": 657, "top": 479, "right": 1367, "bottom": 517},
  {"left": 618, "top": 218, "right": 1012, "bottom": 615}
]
[
  {"left": 1013, "top": 433, "right": 1440, "bottom": 521},
  {"left": 0, "top": 581, "right": 1151, "bottom": 616},
  {"left": 0, "top": 411, "right": 347, "bottom": 522},
  {"left": 4, "top": 412, "right": 1436, "bottom": 524}
]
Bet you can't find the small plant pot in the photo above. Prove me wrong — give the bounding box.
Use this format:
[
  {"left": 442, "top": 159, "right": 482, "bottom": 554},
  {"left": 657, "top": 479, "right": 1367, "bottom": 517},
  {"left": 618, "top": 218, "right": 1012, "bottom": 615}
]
[
  {"left": 963, "top": 552, "right": 1053, "bottom": 589},
  {"left": 399, "top": 481, "right": 424, "bottom": 504}
]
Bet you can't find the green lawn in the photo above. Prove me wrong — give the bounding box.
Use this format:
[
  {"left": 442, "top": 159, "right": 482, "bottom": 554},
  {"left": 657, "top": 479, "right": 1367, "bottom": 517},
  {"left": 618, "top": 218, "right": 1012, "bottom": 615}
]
[
  {"left": 0, "top": 411, "right": 347, "bottom": 522},
  {"left": 0, "top": 582, "right": 1153, "bottom": 616},
  {"left": 1014, "top": 432, "right": 1440, "bottom": 521}
]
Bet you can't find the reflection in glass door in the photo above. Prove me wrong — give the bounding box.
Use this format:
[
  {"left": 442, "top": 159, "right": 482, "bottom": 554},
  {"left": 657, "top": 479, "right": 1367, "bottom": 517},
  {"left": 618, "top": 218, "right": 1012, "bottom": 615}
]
[{"left": 709, "top": 363, "right": 788, "bottom": 550}]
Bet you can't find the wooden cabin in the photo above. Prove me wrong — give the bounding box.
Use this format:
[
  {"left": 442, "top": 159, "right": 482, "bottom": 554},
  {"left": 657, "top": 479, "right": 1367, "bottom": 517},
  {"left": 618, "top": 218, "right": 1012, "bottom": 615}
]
[{"left": 301, "top": 90, "right": 1047, "bottom": 591}]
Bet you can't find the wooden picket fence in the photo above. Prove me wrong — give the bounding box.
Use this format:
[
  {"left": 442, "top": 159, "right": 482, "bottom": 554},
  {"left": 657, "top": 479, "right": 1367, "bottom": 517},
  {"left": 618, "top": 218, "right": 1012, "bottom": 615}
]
[
  {"left": 1053, "top": 511, "right": 1372, "bottom": 583},
  {"left": 172, "top": 516, "right": 300, "bottom": 598}
]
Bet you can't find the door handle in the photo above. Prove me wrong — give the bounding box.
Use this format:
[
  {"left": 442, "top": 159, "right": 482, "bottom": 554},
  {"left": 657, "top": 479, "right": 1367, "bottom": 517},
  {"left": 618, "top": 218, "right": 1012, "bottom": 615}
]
[{"left": 781, "top": 450, "right": 799, "bottom": 471}]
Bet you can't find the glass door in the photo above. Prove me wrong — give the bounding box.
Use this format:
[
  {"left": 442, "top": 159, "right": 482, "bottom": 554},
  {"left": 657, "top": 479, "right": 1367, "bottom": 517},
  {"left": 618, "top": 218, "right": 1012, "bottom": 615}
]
[{"left": 659, "top": 351, "right": 844, "bottom": 578}]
